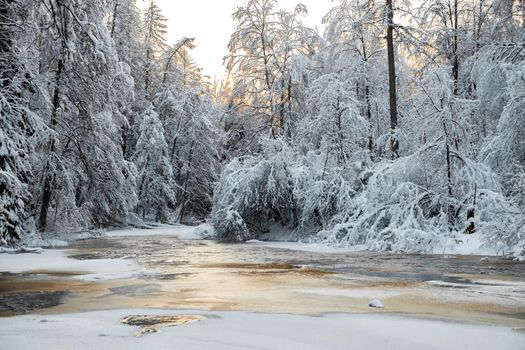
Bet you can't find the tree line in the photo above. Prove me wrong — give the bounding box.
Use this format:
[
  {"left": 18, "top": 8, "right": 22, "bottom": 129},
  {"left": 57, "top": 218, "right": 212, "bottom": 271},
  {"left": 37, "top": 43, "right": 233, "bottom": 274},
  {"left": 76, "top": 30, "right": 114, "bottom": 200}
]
[
  {"left": 212, "top": 0, "right": 525, "bottom": 255},
  {"left": 1, "top": 0, "right": 220, "bottom": 244},
  {"left": 1, "top": 0, "right": 524, "bottom": 256}
]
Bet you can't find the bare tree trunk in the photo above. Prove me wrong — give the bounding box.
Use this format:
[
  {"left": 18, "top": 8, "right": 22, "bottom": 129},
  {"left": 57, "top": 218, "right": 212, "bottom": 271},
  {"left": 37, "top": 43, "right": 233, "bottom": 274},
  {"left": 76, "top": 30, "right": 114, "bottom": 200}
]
[
  {"left": 38, "top": 57, "right": 63, "bottom": 232},
  {"left": 476, "top": 0, "right": 484, "bottom": 48},
  {"left": 178, "top": 140, "right": 195, "bottom": 223},
  {"left": 521, "top": 0, "right": 525, "bottom": 28},
  {"left": 442, "top": 120, "right": 454, "bottom": 230},
  {"left": 445, "top": 143, "right": 453, "bottom": 198},
  {"left": 110, "top": 1, "right": 119, "bottom": 37},
  {"left": 365, "top": 84, "right": 374, "bottom": 151},
  {"left": 452, "top": 0, "right": 459, "bottom": 95},
  {"left": 335, "top": 97, "right": 346, "bottom": 165},
  {"left": 359, "top": 32, "right": 374, "bottom": 152},
  {"left": 145, "top": 47, "right": 151, "bottom": 98},
  {"left": 286, "top": 76, "right": 292, "bottom": 139},
  {"left": 277, "top": 78, "right": 286, "bottom": 136},
  {"left": 170, "top": 118, "right": 183, "bottom": 164},
  {"left": 258, "top": 14, "right": 277, "bottom": 137},
  {"left": 137, "top": 162, "right": 148, "bottom": 221},
  {"left": 386, "top": 0, "right": 399, "bottom": 159}
]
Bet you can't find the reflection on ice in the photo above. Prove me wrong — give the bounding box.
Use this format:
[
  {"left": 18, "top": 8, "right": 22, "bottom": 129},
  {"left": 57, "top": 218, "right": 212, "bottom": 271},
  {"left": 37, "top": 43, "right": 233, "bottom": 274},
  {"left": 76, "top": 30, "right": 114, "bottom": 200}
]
[{"left": 1, "top": 232, "right": 524, "bottom": 327}]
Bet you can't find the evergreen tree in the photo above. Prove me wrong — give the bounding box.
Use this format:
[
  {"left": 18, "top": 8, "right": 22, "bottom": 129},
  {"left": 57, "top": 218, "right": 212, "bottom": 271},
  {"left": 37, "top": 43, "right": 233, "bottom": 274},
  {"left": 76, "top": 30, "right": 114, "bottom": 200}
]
[
  {"left": 133, "top": 105, "right": 176, "bottom": 222},
  {"left": 0, "top": 0, "right": 34, "bottom": 245},
  {"left": 142, "top": 0, "right": 168, "bottom": 99}
]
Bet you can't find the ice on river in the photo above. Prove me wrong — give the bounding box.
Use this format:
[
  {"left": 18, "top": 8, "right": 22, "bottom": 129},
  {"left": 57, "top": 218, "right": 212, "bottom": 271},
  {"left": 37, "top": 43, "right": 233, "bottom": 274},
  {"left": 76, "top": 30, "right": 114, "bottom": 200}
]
[
  {"left": 0, "top": 248, "right": 149, "bottom": 281},
  {"left": 1, "top": 226, "right": 525, "bottom": 349}
]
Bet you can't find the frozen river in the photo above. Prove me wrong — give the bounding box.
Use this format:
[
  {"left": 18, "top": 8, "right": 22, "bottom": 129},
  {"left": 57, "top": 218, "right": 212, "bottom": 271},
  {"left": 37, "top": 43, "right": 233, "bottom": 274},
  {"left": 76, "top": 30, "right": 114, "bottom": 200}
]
[{"left": 1, "top": 226, "right": 524, "bottom": 349}]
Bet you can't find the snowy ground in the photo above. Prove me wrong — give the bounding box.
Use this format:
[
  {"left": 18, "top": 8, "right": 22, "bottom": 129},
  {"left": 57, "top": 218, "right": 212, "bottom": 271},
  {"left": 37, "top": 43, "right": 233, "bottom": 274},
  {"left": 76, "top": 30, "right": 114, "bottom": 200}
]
[
  {"left": 103, "top": 224, "right": 201, "bottom": 240},
  {"left": 0, "top": 224, "right": 200, "bottom": 281},
  {"left": 248, "top": 233, "right": 504, "bottom": 256},
  {"left": 0, "top": 309, "right": 523, "bottom": 350},
  {"left": 11, "top": 223, "right": 512, "bottom": 257},
  {"left": 0, "top": 248, "right": 149, "bottom": 281}
]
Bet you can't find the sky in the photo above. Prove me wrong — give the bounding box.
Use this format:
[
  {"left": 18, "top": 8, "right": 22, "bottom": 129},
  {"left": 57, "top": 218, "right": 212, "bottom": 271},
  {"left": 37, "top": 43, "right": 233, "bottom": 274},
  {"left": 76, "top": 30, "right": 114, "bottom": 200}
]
[{"left": 137, "top": 0, "right": 334, "bottom": 81}]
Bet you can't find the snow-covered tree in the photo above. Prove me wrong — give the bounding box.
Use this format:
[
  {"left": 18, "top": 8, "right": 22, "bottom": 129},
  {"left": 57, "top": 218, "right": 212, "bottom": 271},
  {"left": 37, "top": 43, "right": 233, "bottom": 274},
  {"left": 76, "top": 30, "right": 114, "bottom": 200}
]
[
  {"left": 209, "top": 0, "right": 525, "bottom": 258},
  {"left": 0, "top": 0, "right": 36, "bottom": 245},
  {"left": 156, "top": 89, "right": 221, "bottom": 222},
  {"left": 133, "top": 105, "right": 176, "bottom": 222},
  {"left": 0, "top": 0, "right": 523, "bottom": 258},
  {"left": 142, "top": 0, "right": 167, "bottom": 99},
  {"left": 32, "top": 0, "right": 138, "bottom": 232},
  {"left": 225, "top": 0, "right": 315, "bottom": 140},
  {"left": 322, "top": 0, "right": 389, "bottom": 154},
  {"left": 212, "top": 139, "right": 296, "bottom": 242}
]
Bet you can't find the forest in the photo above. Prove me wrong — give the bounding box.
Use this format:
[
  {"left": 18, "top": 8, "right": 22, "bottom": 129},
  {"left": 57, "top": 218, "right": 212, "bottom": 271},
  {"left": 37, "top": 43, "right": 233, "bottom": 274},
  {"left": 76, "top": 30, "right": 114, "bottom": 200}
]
[{"left": 1, "top": 0, "right": 524, "bottom": 258}]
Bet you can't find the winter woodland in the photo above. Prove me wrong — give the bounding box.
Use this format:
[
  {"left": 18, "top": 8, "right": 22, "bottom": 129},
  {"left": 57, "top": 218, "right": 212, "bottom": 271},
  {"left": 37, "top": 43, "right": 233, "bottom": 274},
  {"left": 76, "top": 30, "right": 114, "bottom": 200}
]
[{"left": 1, "top": 0, "right": 524, "bottom": 258}]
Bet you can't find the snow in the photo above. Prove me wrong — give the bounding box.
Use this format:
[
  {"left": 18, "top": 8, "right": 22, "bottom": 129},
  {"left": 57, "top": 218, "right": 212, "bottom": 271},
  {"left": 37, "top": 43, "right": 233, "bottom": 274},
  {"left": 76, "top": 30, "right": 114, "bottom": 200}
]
[
  {"left": 246, "top": 236, "right": 501, "bottom": 256},
  {"left": 0, "top": 225, "right": 203, "bottom": 281},
  {"left": 0, "top": 309, "right": 523, "bottom": 350},
  {"left": 0, "top": 246, "right": 44, "bottom": 254},
  {"left": 104, "top": 224, "right": 202, "bottom": 240},
  {"left": 424, "top": 278, "right": 525, "bottom": 307},
  {"left": 0, "top": 249, "right": 149, "bottom": 281},
  {"left": 246, "top": 239, "right": 366, "bottom": 253},
  {"left": 192, "top": 223, "right": 216, "bottom": 239},
  {"left": 439, "top": 235, "right": 501, "bottom": 256},
  {"left": 246, "top": 233, "right": 508, "bottom": 257},
  {"left": 368, "top": 299, "right": 385, "bottom": 308}
]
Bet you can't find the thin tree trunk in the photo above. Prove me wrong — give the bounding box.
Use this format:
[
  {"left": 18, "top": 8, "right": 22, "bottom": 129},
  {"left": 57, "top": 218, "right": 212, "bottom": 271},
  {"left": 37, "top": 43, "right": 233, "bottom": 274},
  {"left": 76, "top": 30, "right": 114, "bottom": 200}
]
[
  {"left": 137, "top": 158, "right": 150, "bottom": 202},
  {"left": 110, "top": 1, "right": 119, "bottom": 37},
  {"left": 178, "top": 140, "right": 195, "bottom": 223},
  {"left": 145, "top": 48, "right": 151, "bottom": 98},
  {"left": 386, "top": 0, "right": 399, "bottom": 158},
  {"left": 259, "top": 16, "right": 276, "bottom": 137},
  {"left": 445, "top": 144, "right": 453, "bottom": 198},
  {"left": 286, "top": 76, "right": 292, "bottom": 139},
  {"left": 452, "top": 0, "right": 459, "bottom": 95},
  {"left": 38, "top": 57, "right": 63, "bottom": 232},
  {"left": 359, "top": 32, "right": 374, "bottom": 152},
  {"left": 443, "top": 121, "right": 454, "bottom": 230},
  {"left": 277, "top": 78, "right": 286, "bottom": 135},
  {"left": 445, "top": 142, "right": 454, "bottom": 229},
  {"left": 365, "top": 84, "right": 374, "bottom": 151},
  {"left": 335, "top": 97, "right": 345, "bottom": 165},
  {"left": 521, "top": 0, "right": 525, "bottom": 28},
  {"left": 476, "top": 0, "right": 484, "bottom": 48},
  {"left": 170, "top": 117, "right": 183, "bottom": 164}
]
